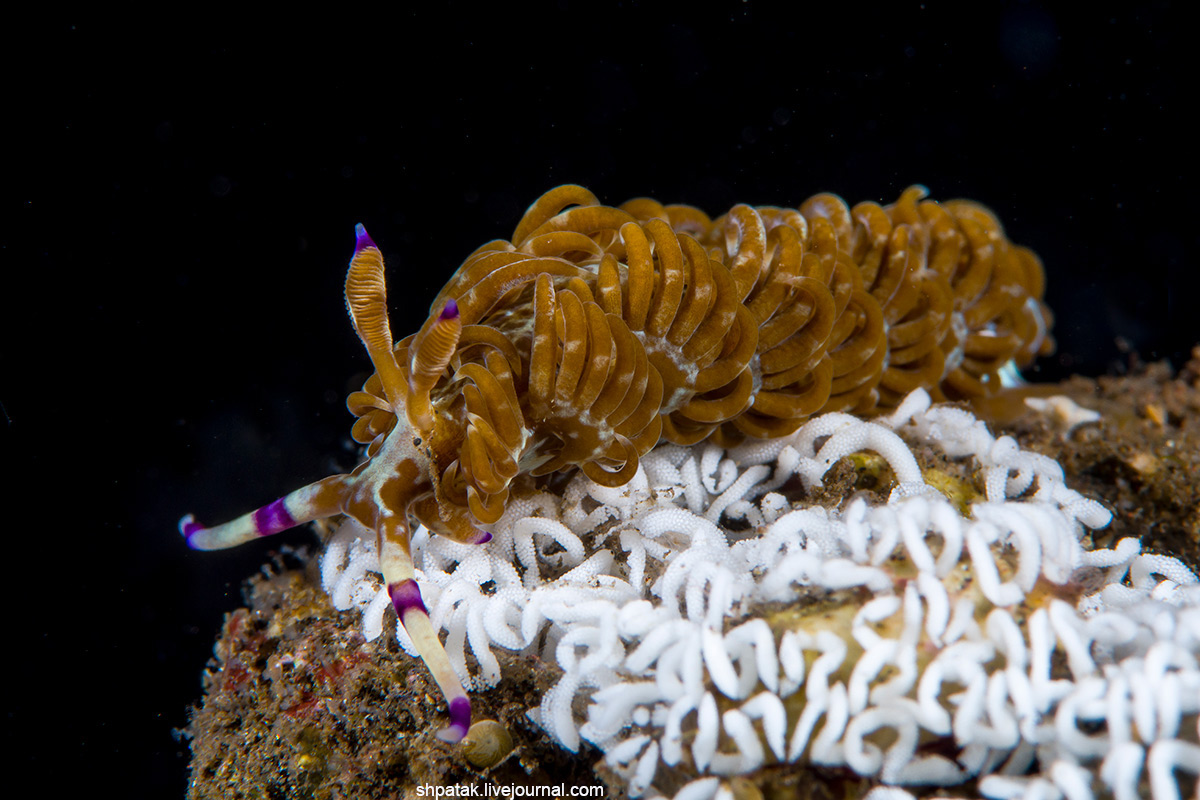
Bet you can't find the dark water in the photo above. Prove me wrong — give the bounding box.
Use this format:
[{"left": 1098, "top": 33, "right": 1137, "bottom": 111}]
[{"left": 4, "top": 4, "right": 1192, "bottom": 794}]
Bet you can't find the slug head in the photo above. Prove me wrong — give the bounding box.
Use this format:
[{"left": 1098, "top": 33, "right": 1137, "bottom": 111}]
[{"left": 344, "top": 227, "right": 489, "bottom": 546}]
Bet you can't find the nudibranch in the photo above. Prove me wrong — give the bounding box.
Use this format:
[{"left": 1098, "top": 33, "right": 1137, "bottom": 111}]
[{"left": 181, "top": 184, "right": 1053, "bottom": 743}]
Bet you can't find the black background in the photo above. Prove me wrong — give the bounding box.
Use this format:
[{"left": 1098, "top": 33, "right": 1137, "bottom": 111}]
[{"left": 3, "top": 3, "right": 1193, "bottom": 795}]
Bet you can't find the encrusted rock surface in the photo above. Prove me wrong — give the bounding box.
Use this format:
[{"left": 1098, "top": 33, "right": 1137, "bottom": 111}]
[
  {"left": 986, "top": 350, "right": 1200, "bottom": 568},
  {"left": 185, "top": 559, "right": 600, "bottom": 799},
  {"left": 185, "top": 350, "right": 1200, "bottom": 799}
]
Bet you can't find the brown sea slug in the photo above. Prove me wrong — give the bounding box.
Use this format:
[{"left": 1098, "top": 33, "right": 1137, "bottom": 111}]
[{"left": 181, "top": 184, "right": 1053, "bottom": 742}]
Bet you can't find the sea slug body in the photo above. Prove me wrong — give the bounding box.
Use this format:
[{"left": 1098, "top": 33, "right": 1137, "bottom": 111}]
[{"left": 181, "top": 184, "right": 1054, "bottom": 741}]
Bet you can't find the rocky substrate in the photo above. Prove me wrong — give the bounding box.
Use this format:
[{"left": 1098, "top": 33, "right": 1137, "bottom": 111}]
[{"left": 185, "top": 349, "right": 1200, "bottom": 799}]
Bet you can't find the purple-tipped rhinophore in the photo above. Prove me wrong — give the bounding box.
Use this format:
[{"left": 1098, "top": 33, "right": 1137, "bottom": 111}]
[
  {"left": 253, "top": 498, "right": 297, "bottom": 536},
  {"left": 438, "top": 696, "right": 472, "bottom": 743},
  {"left": 389, "top": 578, "right": 428, "bottom": 617},
  {"left": 474, "top": 530, "right": 492, "bottom": 545},
  {"left": 354, "top": 222, "right": 377, "bottom": 254},
  {"left": 440, "top": 299, "right": 459, "bottom": 321}
]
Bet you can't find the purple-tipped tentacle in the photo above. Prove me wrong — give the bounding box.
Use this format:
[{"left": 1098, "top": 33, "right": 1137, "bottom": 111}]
[
  {"left": 253, "top": 497, "right": 297, "bottom": 535},
  {"left": 388, "top": 578, "right": 428, "bottom": 617},
  {"left": 473, "top": 530, "right": 492, "bottom": 545},
  {"left": 180, "top": 474, "right": 347, "bottom": 551},
  {"left": 179, "top": 514, "right": 204, "bottom": 542},
  {"left": 389, "top": 576, "right": 474, "bottom": 743},
  {"left": 354, "top": 222, "right": 377, "bottom": 254},
  {"left": 380, "top": 523, "right": 473, "bottom": 744},
  {"left": 438, "top": 696, "right": 472, "bottom": 743}
]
